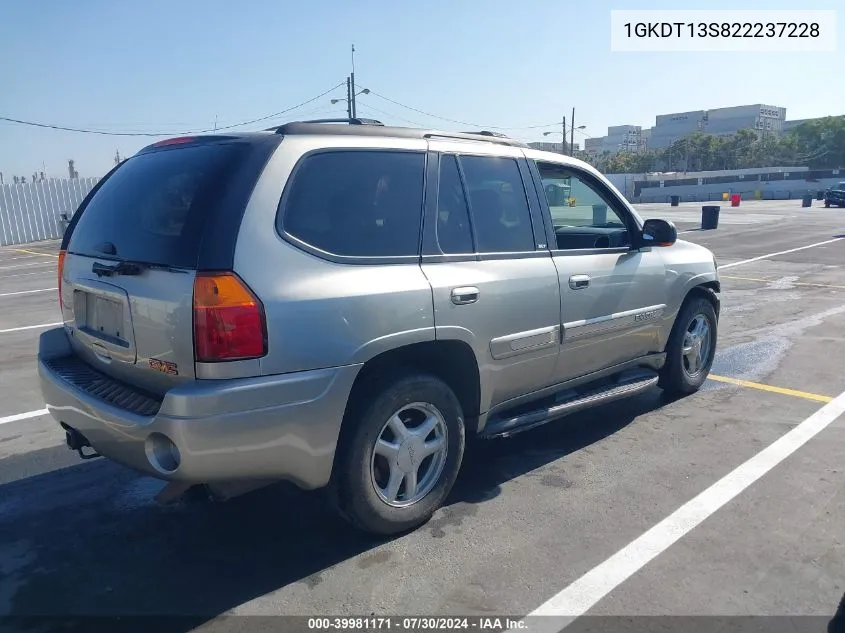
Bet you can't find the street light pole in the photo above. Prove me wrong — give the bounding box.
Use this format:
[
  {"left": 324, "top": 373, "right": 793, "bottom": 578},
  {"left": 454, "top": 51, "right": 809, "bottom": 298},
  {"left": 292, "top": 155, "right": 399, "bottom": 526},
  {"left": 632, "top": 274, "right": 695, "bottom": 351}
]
[
  {"left": 346, "top": 76, "right": 352, "bottom": 119},
  {"left": 570, "top": 107, "right": 576, "bottom": 156}
]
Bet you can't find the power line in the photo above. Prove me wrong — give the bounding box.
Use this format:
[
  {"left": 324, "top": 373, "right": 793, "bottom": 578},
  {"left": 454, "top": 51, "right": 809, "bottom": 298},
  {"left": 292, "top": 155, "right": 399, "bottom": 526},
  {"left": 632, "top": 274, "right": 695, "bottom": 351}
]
[
  {"left": 365, "top": 88, "right": 560, "bottom": 131},
  {"left": 356, "top": 102, "right": 426, "bottom": 127},
  {"left": 0, "top": 82, "right": 346, "bottom": 137},
  {"left": 210, "top": 82, "right": 345, "bottom": 131}
]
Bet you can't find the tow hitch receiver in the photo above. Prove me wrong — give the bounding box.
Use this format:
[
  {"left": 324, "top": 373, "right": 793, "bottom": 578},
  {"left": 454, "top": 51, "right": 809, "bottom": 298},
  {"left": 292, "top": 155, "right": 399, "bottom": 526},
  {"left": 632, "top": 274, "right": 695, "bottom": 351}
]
[{"left": 65, "top": 427, "right": 101, "bottom": 460}]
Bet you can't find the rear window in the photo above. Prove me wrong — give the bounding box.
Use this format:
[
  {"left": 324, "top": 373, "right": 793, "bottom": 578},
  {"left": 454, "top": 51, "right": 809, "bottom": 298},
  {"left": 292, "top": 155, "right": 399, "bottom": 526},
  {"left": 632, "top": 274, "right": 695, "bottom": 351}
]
[
  {"left": 67, "top": 142, "right": 248, "bottom": 268},
  {"left": 280, "top": 150, "right": 425, "bottom": 258}
]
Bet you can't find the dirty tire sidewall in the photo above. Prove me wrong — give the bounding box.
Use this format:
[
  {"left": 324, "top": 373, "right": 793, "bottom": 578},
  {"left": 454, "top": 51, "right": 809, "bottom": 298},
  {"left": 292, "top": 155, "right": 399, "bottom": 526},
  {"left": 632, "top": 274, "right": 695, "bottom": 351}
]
[
  {"left": 335, "top": 373, "right": 465, "bottom": 536},
  {"left": 661, "top": 296, "right": 718, "bottom": 396}
]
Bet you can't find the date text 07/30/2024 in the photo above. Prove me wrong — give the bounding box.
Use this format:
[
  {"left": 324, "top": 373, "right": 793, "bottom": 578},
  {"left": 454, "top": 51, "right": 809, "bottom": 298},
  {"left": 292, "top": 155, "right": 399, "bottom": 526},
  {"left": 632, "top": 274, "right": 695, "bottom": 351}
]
[{"left": 307, "top": 617, "right": 527, "bottom": 631}]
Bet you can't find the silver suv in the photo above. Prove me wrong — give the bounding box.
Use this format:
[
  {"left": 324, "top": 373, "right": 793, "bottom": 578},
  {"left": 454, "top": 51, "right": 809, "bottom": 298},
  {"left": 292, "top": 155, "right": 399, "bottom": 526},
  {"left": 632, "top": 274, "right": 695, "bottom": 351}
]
[{"left": 38, "top": 119, "right": 720, "bottom": 535}]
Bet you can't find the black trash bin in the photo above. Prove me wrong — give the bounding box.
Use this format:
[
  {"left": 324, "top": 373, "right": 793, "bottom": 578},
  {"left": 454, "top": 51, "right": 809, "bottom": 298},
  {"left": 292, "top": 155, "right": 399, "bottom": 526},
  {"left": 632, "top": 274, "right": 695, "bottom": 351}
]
[
  {"left": 802, "top": 194, "right": 813, "bottom": 208},
  {"left": 670, "top": 195, "right": 680, "bottom": 207},
  {"left": 701, "top": 205, "right": 720, "bottom": 230}
]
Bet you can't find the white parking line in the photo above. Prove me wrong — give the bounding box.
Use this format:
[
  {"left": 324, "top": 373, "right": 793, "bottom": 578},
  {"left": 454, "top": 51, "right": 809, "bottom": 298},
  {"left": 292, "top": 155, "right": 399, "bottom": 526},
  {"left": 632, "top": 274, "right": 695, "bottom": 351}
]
[
  {"left": 719, "top": 237, "right": 843, "bottom": 270},
  {"left": 0, "top": 287, "right": 57, "bottom": 298},
  {"left": 0, "top": 408, "right": 49, "bottom": 426},
  {"left": 0, "top": 270, "right": 57, "bottom": 279},
  {"left": 0, "top": 261, "right": 56, "bottom": 272},
  {"left": 0, "top": 322, "right": 62, "bottom": 334},
  {"left": 0, "top": 254, "right": 39, "bottom": 262},
  {"left": 521, "top": 387, "right": 845, "bottom": 632}
]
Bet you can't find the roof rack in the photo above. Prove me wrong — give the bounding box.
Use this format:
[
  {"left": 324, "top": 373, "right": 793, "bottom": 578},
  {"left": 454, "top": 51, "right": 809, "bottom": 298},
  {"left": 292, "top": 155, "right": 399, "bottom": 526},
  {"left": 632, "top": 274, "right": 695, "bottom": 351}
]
[
  {"left": 267, "top": 118, "right": 528, "bottom": 148},
  {"left": 460, "top": 130, "right": 509, "bottom": 138},
  {"left": 268, "top": 118, "right": 384, "bottom": 133},
  {"left": 422, "top": 132, "right": 526, "bottom": 147}
]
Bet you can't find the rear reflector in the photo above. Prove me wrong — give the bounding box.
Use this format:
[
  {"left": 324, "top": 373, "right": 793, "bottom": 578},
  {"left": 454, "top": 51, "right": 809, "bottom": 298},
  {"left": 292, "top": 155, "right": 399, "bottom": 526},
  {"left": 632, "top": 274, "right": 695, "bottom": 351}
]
[
  {"left": 57, "top": 250, "right": 66, "bottom": 311},
  {"left": 192, "top": 272, "right": 266, "bottom": 362}
]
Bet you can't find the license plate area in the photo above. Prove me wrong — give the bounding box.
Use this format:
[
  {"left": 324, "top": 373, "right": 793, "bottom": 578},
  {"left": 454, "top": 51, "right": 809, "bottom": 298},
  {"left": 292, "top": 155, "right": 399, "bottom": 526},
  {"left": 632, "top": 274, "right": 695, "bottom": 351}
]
[{"left": 74, "top": 291, "right": 130, "bottom": 348}]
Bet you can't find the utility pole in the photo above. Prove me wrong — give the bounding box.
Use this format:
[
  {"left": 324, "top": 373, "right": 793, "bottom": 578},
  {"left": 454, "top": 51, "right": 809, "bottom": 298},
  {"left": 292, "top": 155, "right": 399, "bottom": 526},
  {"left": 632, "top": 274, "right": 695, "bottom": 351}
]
[
  {"left": 346, "top": 76, "right": 353, "bottom": 119},
  {"left": 350, "top": 44, "right": 357, "bottom": 118},
  {"left": 570, "top": 107, "right": 575, "bottom": 156},
  {"left": 562, "top": 116, "right": 567, "bottom": 155}
]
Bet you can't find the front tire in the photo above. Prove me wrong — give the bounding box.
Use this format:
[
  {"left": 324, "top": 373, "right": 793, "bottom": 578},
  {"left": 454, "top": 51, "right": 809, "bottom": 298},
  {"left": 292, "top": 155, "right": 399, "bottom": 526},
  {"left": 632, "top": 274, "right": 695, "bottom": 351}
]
[
  {"left": 329, "top": 372, "right": 465, "bottom": 536},
  {"left": 660, "top": 296, "right": 718, "bottom": 396}
]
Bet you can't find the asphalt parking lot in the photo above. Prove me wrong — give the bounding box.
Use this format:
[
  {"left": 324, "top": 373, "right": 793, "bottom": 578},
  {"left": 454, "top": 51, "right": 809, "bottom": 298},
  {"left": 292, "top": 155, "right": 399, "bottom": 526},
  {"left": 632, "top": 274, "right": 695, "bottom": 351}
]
[{"left": 0, "top": 199, "right": 843, "bottom": 633}]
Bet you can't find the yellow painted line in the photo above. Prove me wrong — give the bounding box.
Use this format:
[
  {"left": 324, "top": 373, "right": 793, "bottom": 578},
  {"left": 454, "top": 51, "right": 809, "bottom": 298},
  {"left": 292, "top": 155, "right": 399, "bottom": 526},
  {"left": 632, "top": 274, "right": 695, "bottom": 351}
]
[
  {"left": 708, "top": 374, "right": 833, "bottom": 403},
  {"left": 721, "top": 275, "right": 845, "bottom": 291},
  {"left": 14, "top": 248, "right": 58, "bottom": 259}
]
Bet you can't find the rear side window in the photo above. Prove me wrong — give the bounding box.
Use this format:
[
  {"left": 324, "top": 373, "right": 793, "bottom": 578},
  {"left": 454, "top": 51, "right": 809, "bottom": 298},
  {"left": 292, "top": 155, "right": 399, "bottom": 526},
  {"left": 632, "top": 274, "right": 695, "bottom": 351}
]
[
  {"left": 280, "top": 150, "right": 425, "bottom": 258},
  {"left": 459, "top": 155, "right": 535, "bottom": 253},
  {"left": 436, "top": 155, "right": 474, "bottom": 254},
  {"left": 67, "top": 143, "right": 247, "bottom": 268}
]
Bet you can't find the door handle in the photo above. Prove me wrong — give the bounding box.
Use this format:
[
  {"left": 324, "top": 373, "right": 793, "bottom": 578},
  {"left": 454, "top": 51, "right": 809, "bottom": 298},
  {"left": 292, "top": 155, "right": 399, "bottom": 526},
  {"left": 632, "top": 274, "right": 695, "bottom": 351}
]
[
  {"left": 451, "top": 286, "right": 480, "bottom": 305},
  {"left": 569, "top": 275, "right": 591, "bottom": 290}
]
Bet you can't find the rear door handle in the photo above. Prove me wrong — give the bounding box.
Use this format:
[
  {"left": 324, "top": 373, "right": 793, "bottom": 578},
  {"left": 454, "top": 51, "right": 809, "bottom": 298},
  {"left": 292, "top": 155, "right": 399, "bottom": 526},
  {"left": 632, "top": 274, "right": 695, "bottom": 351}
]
[
  {"left": 451, "top": 286, "right": 480, "bottom": 305},
  {"left": 569, "top": 275, "right": 591, "bottom": 290}
]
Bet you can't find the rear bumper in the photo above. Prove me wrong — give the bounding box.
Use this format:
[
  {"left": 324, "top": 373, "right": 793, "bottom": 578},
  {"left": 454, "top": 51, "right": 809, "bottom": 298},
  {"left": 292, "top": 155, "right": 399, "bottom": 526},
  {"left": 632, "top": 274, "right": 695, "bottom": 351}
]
[{"left": 37, "top": 327, "right": 361, "bottom": 490}]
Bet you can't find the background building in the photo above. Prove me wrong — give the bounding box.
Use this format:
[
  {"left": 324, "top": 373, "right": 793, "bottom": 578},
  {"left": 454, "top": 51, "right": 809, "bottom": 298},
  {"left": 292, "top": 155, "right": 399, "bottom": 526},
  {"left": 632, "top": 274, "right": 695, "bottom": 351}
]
[
  {"left": 581, "top": 103, "right": 791, "bottom": 156},
  {"left": 647, "top": 104, "right": 786, "bottom": 149}
]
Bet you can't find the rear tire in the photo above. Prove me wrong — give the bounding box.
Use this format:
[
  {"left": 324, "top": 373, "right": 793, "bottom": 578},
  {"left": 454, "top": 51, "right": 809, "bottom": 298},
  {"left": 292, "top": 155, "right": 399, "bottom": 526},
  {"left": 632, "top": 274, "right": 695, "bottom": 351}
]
[
  {"left": 659, "top": 296, "right": 718, "bottom": 397},
  {"left": 328, "top": 372, "right": 465, "bottom": 536},
  {"left": 825, "top": 201, "right": 831, "bottom": 208}
]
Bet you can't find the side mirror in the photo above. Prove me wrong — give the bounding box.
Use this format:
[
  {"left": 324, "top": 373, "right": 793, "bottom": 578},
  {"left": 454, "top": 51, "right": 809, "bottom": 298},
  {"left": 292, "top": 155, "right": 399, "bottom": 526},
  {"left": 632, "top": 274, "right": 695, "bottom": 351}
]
[{"left": 641, "top": 218, "right": 677, "bottom": 247}]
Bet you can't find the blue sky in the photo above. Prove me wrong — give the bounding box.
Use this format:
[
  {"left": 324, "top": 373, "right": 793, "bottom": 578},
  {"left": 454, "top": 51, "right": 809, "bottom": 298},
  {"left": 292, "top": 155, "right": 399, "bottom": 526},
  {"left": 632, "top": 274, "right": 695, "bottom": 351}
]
[{"left": 1, "top": 0, "right": 842, "bottom": 178}]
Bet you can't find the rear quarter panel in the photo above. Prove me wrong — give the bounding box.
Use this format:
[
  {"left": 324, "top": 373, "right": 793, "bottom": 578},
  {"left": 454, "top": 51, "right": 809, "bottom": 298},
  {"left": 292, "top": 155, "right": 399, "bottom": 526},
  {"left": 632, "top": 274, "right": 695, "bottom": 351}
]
[{"left": 232, "top": 135, "right": 436, "bottom": 376}]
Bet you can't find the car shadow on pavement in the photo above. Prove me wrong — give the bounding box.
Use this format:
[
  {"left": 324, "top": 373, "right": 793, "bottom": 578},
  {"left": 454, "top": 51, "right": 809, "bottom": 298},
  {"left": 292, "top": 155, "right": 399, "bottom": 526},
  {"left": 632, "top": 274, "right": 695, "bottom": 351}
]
[
  {"left": 450, "top": 387, "right": 673, "bottom": 507},
  {"left": 830, "top": 592, "right": 845, "bottom": 633},
  {"left": 0, "top": 388, "right": 673, "bottom": 631}
]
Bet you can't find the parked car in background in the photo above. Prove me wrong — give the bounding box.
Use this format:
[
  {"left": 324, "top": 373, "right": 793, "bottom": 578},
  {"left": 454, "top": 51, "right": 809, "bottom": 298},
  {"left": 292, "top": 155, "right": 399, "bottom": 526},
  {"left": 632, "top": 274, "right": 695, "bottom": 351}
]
[
  {"left": 824, "top": 182, "right": 845, "bottom": 207},
  {"left": 38, "top": 119, "right": 721, "bottom": 536}
]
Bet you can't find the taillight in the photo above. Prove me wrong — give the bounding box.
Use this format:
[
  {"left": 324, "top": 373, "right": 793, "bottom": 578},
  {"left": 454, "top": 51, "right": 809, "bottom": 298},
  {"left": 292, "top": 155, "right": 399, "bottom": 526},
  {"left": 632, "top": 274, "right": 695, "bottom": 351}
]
[
  {"left": 57, "top": 250, "right": 66, "bottom": 309},
  {"left": 192, "top": 272, "right": 266, "bottom": 362}
]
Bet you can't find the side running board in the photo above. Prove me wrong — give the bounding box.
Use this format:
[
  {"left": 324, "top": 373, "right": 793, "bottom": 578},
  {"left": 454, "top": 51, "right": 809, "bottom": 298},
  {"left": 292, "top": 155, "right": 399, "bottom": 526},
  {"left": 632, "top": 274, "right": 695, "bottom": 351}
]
[{"left": 480, "top": 371, "right": 659, "bottom": 439}]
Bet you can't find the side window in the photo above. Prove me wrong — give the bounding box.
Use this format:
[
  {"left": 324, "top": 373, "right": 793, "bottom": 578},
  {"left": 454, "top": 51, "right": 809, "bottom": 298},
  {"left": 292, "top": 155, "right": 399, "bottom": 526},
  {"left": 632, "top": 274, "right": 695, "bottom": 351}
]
[
  {"left": 535, "top": 161, "right": 631, "bottom": 250},
  {"left": 459, "top": 155, "right": 535, "bottom": 254},
  {"left": 435, "top": 155, "right": 474, "bottom": 254},
  {"left": 281, "top": 150, "right": 425, "bottom": 257}
]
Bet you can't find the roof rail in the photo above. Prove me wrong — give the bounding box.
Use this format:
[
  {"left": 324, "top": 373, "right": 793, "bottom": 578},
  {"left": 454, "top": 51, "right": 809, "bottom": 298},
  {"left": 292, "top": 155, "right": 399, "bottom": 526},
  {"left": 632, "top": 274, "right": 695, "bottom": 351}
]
[
  {"left": 460, "top": 130, "right": 509, "bottom": 138},
  {"left": 423, "top": 132, "right": 527, "bottom": 148},
  {"left": 266, "top": 120, "right": 528, "bottom": 148},
  {"left": 269, "top": 118, "right": 384, "bottom": 133}
]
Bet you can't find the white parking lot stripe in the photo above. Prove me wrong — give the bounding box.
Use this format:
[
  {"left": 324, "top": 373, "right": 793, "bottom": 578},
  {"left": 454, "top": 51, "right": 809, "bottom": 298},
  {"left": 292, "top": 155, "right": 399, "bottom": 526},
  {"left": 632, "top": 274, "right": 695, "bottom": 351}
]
[
  {"left": 0, "top": 261, "right": 56, "bottom": 272},
  {"left": 0, "top": 322, "right": 62, "bottom": 334},
  {"left": 521, "top": 387, "right": 845, "bottom": 631},
  {"left": 0, "top": 254, "right": 39, "bottom": 262},
  {"left": 719, "top": 237, "right": 844, "bottom": 270},
  {"left": 0, "top": 270, "right": 57, "bottom": 279},
  {"left": 0, "top": 408, "right": 49, "bottom": 426},
  {"left": 0, "top": 287, "right": 57, "bottom": 297}
]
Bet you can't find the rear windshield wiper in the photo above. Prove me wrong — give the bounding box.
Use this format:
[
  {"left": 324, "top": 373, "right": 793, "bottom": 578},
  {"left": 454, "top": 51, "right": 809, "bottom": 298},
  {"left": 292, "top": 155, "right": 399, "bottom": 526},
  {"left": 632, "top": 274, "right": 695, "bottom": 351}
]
[{"left": 91, "top": 260, "right": 188, "bottom": 277}]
